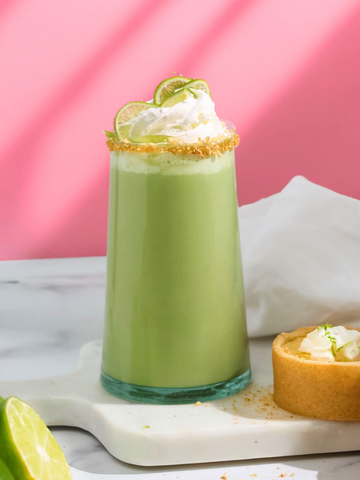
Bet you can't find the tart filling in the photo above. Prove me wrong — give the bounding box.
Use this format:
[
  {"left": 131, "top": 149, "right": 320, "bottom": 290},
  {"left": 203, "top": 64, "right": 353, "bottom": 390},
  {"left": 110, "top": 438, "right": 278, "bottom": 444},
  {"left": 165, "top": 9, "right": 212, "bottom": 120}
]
[{"left": 283, "top": 324, "right": 360, "bottom": 362}]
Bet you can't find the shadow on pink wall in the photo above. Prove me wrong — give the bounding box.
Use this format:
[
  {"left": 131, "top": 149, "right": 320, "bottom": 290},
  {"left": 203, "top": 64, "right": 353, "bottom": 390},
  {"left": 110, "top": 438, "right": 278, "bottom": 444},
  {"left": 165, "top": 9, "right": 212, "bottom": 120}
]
[
  {"left": 1, "top": 1, "right": 360, "bottom": 260},
  {"left": 236, "top": 3, "right": 360, "bottom": 205},
  {"left": 0, "top": 0, "right": 170, "bottom": 259}
]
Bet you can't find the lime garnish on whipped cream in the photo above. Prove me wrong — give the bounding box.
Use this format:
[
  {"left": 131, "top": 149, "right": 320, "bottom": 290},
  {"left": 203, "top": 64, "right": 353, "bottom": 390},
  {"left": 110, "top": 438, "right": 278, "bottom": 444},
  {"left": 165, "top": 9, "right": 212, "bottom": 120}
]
[
  {"left": 114, "top": 101, "right": 157, "bottom": 139},
  {"left": 105, "top": 76, "right": 230, "bottom": 145},
  {"left": 160, "top": 88, "right": 192, "bottom": 108},
  {"left": 153, "top": 75, "right": 190, "bottom": 105},
  {"left": 179, "top": 79, "right": 211, "bottom": 97}
]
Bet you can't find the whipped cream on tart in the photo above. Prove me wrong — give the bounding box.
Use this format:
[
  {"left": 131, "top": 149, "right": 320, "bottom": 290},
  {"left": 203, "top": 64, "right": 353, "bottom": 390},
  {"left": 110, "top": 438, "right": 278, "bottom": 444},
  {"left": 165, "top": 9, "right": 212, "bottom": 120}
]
[{"left": 273, "top": 325, "right": 360, "bottom": 421}]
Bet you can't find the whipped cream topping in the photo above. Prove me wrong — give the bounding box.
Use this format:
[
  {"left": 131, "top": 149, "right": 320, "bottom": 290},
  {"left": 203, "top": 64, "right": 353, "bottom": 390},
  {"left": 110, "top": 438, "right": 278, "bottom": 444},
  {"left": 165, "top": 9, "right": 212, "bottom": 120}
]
[
  {"left": 299, "top": 324, "right": 360, "bottom": 362},
  {"left": 126, "top": 91, "right": 230, "bottom": 143}
]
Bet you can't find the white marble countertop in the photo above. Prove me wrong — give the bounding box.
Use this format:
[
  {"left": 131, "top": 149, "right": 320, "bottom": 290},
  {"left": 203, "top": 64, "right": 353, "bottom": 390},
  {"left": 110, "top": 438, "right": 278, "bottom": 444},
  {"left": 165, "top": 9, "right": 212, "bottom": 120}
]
[{"left": 0, "top": 257, "right": 359, "bottom": 479}]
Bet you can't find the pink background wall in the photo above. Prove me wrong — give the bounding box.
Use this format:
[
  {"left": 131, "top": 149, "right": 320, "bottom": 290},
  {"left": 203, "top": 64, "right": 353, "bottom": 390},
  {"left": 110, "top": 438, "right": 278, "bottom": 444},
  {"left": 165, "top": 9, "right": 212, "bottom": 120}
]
[{"left": 1, "top": 0, "right": 360, "bottom": 261}]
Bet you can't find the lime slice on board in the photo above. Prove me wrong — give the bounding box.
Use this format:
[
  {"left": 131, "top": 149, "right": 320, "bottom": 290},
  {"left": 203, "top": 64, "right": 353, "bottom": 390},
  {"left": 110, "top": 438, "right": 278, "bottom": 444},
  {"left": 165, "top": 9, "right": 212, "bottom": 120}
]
[
  {"left": 0, "top": 397, "right": 72, "bottom": 480},
  {"left": 114, "top": 102, "right": 157, "bottom": 138},
  {"left": 0, "top": 459, "right": 15, "bottom": 480},
  {"left": 154, "top": 76, "right": 190, "bottom": 105},
  {"left": 160, "top": 88, "right": 193, "bottom": 108}
]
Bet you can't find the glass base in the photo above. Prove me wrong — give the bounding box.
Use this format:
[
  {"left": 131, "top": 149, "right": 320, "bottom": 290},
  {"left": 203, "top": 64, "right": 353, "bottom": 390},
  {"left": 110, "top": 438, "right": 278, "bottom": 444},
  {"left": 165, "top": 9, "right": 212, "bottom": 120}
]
[{"left": 100, "top": 368, "right": 252, "bottom": 405}]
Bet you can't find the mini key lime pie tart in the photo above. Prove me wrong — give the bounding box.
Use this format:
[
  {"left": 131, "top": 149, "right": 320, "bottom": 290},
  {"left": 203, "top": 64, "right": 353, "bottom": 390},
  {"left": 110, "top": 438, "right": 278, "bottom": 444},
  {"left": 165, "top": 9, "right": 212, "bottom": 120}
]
[{"left": 273, "top": 324, "right": 360, "bottom": 421}]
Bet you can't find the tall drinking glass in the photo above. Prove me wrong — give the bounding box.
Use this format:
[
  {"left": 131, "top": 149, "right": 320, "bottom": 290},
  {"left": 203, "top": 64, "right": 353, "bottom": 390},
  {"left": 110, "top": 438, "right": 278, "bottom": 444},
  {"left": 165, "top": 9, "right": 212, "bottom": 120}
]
[{"left": 101, "top": 135, "right": 251, "bottom": 404}]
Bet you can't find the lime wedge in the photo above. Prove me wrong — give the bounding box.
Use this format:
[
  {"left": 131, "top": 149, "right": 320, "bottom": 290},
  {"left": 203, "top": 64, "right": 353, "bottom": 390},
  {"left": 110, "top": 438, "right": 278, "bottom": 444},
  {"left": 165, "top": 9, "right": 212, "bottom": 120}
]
[
  {"left": 0, "top": 397, "right": 72, "bottom": 480},
  {"left": 154, "top": 76, "right": 190, "bottom": 105},
  {"left": 0, "top": 459, "right": 14, "bottom": 480},
  {"left": 160, "top": 88, "right": 192, "bottom": 108},
  {"left": 184, "top": 79, "right": 211, "bottom": 97},
  {"left": 114, "top": 102, "right": 156, "bottom": 138}
]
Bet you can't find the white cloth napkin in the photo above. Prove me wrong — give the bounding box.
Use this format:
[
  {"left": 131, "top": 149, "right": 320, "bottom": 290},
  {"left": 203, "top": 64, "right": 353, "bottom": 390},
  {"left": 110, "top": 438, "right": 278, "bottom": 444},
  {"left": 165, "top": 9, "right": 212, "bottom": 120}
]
[{"left": 239, "top": 176, "right": 360, "bottom": 337}]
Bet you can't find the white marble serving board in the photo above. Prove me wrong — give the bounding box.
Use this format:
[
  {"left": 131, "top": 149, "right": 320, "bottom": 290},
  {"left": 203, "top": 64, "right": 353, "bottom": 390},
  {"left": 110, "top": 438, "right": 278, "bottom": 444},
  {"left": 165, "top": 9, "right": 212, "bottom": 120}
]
[{"left": 1, "top": 337, "right": 359, "bottom": 467}]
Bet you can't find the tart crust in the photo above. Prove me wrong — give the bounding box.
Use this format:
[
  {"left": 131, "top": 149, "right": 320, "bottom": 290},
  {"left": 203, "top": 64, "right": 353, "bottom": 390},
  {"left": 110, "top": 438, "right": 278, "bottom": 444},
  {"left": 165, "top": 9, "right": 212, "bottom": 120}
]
[{"left": 273, "top": 326, "right": 360, "bottom": 421}]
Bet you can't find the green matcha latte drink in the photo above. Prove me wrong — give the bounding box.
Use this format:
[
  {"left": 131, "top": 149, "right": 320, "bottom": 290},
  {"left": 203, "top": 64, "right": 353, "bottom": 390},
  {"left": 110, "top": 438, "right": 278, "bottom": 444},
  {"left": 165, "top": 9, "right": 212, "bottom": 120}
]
[{"left": 101, "top": 77, "right": 251, "bottom": 404}]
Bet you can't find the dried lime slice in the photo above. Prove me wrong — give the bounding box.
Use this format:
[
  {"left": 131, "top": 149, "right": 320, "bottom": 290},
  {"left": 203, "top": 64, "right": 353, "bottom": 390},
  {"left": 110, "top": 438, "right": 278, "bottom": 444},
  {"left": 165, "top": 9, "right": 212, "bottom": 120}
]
[
  {"left": 154, "top": 76, "right": 190, "bottom": 105},
  {"left": 160, "top": 88, "right": 193, "bottom": 108},
  {"left": 114, "top": 102, "right": 157, "bottom": 138},
  {"left": 0, "top": 397, "right": 72, "bottom": 480}
]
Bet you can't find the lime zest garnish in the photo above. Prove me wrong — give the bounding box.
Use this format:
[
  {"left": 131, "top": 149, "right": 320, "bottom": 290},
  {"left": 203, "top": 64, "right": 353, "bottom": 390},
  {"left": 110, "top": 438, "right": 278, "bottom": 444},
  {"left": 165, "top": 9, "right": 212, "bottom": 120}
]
[
  {"left": 324, "top": 332, "right": 337, "bottom": 357},
  {"left": 318, "top": 323, "right": 333, "bottom": 330},
  {"left": 143, "top": 425, "right": 150, "bottom": 429},
  {"left": 318, "top": 324, "right": 336, "bottom": 357},
  {"left": 114, "top": 102, "right": 157, "bottom": 139},
  {"left": 154, "top": 76, "right": 191, "bottom": 105},
  {"left": 337, "top": 341, "right": 353, "bottom": 352}
]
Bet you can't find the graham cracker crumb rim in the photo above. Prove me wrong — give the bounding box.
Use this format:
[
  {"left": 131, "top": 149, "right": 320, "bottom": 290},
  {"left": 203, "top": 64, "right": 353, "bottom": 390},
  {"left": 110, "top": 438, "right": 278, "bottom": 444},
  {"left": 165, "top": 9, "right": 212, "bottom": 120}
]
[{"left": 106, "top": 132, "right": 240, "bottom": 158}]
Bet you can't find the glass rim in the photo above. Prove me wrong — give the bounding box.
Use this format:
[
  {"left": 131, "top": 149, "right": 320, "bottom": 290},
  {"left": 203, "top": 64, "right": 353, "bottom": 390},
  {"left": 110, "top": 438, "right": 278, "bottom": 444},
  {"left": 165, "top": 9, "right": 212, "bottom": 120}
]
[{"left": 106, "top": 130, "right": 239, "bottom": 157}]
